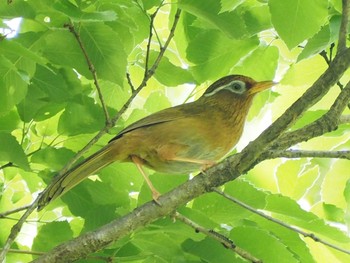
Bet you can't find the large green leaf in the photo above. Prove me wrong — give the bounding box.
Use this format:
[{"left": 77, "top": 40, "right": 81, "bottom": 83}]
[
  {"left": 32, "top": 222, "right": 73, "bottom": 252},
  {"left": 179, "top": 0, "right": 247, "bottom": 39},
  {"left": 231, "top": 226, "right": 299, "bottom": 263},
  {"left": 186, "top": 30, "right": 258, "bottom": 81},
  {"left": 182, "top": 237, "right": 242, "bottom": 263},
  {"left": 43, "top": 30, "right": 90, "bottom": 78},
  {"left": 0, "top": 56, "right": 29, "bottom": 116},
  {"left": 53, "top": 1, "right": 117, "bottom": 22},
  {"left": 269, "top": 0, "right": 328, "bottom": 49},
  {"left": 149, "top": 51, "right": 194, "bottom": 86},
  {"left": 0, "top": 133, "right": 30, "bottom": 171},
  {"left": 298, "top": 16, "right": 341, "bottom": 61},
  {"left": 58, "top": 97, "right": 105, "bottom": 135},
  {"left": 79, "top": 23, "right": 127, "bottom": 86}
]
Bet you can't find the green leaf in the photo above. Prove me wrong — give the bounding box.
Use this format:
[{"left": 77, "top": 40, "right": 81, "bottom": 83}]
[
  {"left": 53, "top": 1, "right": 117, "bottom": 22},
  {"left": 243, "top": 4, "right": 272, "bottom": 35},
  {"left": 0, "top": 0, "right": 35, "bottom": 18},
  {"left": 232, "top": 45, "right": 279, "bottom": 80},
  {"left": 322, "top": 160, "right": 350, "bottom": 209},
  {"left": 0, "top": 133, "right": 30, "bottom": 171},
  {"left": 132, "top": 232, "right": 186, "bottom": 262},
  {"left": 0, "top": 36, "right": 48, "bottom": 67},
  {"left": 322, "top": 203, "right": 344, "bottom": 222},
  {"left": 282, "top": 55, "right": 328, "bottom": 86},
  {"left": 187, "top": 30, "right": 258, "bottom": 81},
  {"left": 344, "top": 180, "right": 350, "bottom": 232},
  {"left": 79, "top": 23, "right": 127, "bottom": 86},
  {"left": 298, "top": 16, "right": 341, "bottom": 61},
  {"left": 149, "top": 51, "right": 194, "bottom": 86},
  {"left": 179, "top": 0, "right": 248, "bottom": 39},
  {"left": 31, "top": 147, "right": 76, "bottom": 171},
  {"left": 140, "top": 0, "right": 163, "bottom": 10},
  {"left": 182, "top": 237, "right": 241, "bottom": 263},
  {"left": 0, "top": 56, "right": 29, "bottom": 116},
  {"left": 33, "top": 222, "right": 73, "bottom": 252},
  {"left": 143, "top": 91, "right": 172, "bottom": 113},
  {"left": 220, "top": 0, "right": 244, "bottom": 13},
  {"left": 17, "top": 65, "right": 74, "bottom": 122},
  {"left": 231, "top": 226, "right": 299, "bottom": 263},
  {"left": 291, "top": 110, "right": 326, "bottom": 130},
  {"left": 0, "top": 110, "right": 20, "bottom": 133},
  {"left": 266, "top": 194, "right": 349, "bottom": 242},
  {"left": 269, "top": 0, "right": 328, "bottom": 49},
  {"left": 43, "top": 31, "right": 90, "bottom": 78},
  {"left": 58, "top": 97, "right": 105, "bottom": 135}
]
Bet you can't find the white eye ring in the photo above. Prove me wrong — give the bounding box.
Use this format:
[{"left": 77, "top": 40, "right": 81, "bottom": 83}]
[
  {"left": 227, "top": 80, "right": 246, "bottom": 94},
  {"left": 204, "top": 79, "right": 247, "bottom": 97}
]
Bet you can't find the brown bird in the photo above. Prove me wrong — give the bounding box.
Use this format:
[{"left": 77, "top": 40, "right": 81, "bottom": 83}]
[{"left": 37, "top": 75, "right": 274, "bottom": 210}]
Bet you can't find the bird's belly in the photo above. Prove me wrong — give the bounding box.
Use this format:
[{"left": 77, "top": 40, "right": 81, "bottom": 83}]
[{"left": 120, "top": 117, "right": 241, "bottom": 174}]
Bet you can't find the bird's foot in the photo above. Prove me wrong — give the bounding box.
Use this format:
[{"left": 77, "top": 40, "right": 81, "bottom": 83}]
[{"left": 152, "top": 190, "right": 162, "bottom": 206}]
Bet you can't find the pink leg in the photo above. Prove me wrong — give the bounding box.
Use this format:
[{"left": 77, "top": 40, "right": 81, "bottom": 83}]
[{"left": 131, "top": 155, "right": 161, "bottom": 203}]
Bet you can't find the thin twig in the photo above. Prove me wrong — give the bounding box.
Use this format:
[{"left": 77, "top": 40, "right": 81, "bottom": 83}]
[
  {"left": 126, "top": 72, "right": 135, "bottom": 91},
  {"left": 213, "top": 189, "right": 350, "bottom": 255},
  {"left": 338, "top": 0, "right": 350, "bottom": 54},
  {"left": 143, "top": 9, "right": 182, "bottom": 82},
  {"left": 64, "top": 22, "right": 111, "bottom": 125},
  {"left": 144, "top": 7, "right": 161, "bottom": 78},
  {"left": 0, "top": 162, "right": 14, "bottom": 170},
  {"left": 174, "top": 212, "right": 262, "bottom": 263},
  {"left": 0, "top": 205, "right": 31, "bottom": 218},
  {"left": 267, "top": 149, "right": 350, "bottom": 160}
]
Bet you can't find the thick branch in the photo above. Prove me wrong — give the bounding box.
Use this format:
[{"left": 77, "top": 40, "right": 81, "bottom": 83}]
[
  {"left": 269, "top": 80, "right": 350, "bottom": 152},
  {"left": 338, "top": 0, "right": 350, "bottom": 53}
]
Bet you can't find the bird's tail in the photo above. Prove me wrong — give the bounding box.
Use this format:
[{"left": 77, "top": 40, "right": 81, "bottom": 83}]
[{"left": 38, "top": 143, "right": 119, "bottom": 211}]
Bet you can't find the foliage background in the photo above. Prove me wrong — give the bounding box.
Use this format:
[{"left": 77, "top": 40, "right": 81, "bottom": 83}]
[{"left": 0, "top": 0, "right": 350, "bottom": 262}]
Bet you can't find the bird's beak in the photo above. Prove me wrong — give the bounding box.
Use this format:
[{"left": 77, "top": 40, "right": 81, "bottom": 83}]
[{"left": 248, "top": 80, "right": 276, "bottom": 95}]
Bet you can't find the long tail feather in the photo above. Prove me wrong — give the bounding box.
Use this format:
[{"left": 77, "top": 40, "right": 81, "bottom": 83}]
[{"left": 38, "top": 144, "right": 118, "bottom": 210}]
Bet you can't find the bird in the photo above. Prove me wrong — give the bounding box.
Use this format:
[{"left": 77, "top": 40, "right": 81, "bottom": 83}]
[{"left": 37, "top": 75, "right": 275, "bottom": 210}]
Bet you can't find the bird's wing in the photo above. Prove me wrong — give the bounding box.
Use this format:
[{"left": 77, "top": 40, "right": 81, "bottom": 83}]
[{"left": 110, "top": 103, "right": 199, "bottom": 142}]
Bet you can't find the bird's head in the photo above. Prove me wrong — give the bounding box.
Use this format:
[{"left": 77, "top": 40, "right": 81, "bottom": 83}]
[{"left": 203, "top": 75, "right": 275, "bottom": 99}]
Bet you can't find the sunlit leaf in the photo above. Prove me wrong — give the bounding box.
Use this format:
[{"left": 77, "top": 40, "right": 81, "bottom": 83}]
[
  {"left": 0, "top": 133, "right": 29, "bottom": 171},
  {"left": 269, "top": 0, "right": 328, "bottom": 49}
]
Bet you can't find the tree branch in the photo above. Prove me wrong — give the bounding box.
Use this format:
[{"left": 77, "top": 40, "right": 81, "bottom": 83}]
[
  {"left": 0, "top": 205, "right": 31, "bottom": 218},
  {"left": 266, "top": 149, "right": 350, "bottom": 160},
  {"left": 213, "top": 189, "right": 350, "bottom": 255},
  {"left": 64, "top": 22, "right": 111, "bottom": 125},
  {"left": 268, "top": 80, "right": 350, "bottom": 153},
  {"left": 340, "top": 114, "right": 350, "bottom": 124},
  {"left": 30, "top": 47, "right": 350, "bottom": 263},
  {"left": 174, "top": 212, "right": 262, "bottom": 263},
  {"left": 338, "top": 0, "right": 350, "bottom": 54}
]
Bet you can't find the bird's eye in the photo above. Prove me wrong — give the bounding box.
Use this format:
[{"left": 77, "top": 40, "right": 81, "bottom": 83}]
[{"left": 227, "top": 80, "right": 246, "bottom": 94}]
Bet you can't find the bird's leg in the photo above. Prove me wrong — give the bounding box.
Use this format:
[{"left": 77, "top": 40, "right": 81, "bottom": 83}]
[
  {"left": 169, "top": 157, "right": 216, "bottom": 171},
  {"left": 131, "top": 155, "right": 161, "bottom": 204}
]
